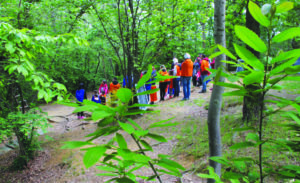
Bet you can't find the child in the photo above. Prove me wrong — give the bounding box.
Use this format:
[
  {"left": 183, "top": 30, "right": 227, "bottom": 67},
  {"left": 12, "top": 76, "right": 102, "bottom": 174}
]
[
  {"left": 75, "top": 83, "right": 87, "bottom": 119},
  {"left": 91, "top": 90, "right": 101, "bottom": 104},
  {"left": 99, "top": 90, "right": 106, "bottom": 105},
  {"left": 99, "top": 80, "right": 108, "bottom": 95},
  {"left": 150, "top": 83, "right": 157, "bottom": 104},
  {"left": 109, "top": 77, "right": 121, "bottom": 107}
]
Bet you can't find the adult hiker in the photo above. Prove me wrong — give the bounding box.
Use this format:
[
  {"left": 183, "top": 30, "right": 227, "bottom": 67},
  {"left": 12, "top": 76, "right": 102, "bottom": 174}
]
[
  {"left": 181, "top": 53, "right": 193, "bottom": 100},
  {"left": 99, "top": 80, "right": 108, "bottom": 95},
  {"left": 159, "top": 65, "right": 169, "bottom": 101},
  {"left": 109, "top": 77, "right": 121, "bottom": 106},
  {"left": 75, "top": 83, "right": 87, "bottom": 119},
  {"left": 199, "top": 55, "right": 210, "bottom": 93},
  {"left": 173, "top": 58, "right": 181, "bottom": 97}
]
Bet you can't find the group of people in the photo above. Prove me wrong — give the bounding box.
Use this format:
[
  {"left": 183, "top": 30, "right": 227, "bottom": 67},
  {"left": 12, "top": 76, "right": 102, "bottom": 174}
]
[
  {"left": 75, "top": 52, "right": 213, "bottom": 119},
  {"left": 75, "top": 78, "right": 121, "bottom": 119},
  {"left": 152, "top": 53, "right": 213, "bottom": 102}
]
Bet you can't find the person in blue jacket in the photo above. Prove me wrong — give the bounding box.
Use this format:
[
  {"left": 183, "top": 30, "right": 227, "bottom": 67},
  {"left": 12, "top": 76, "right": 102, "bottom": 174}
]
[
  {"left": 75, "top": 83, "right": 87, "bottom": 119},
  {"left": 91, "top": 90, "right": 101, "bottom": 104}
]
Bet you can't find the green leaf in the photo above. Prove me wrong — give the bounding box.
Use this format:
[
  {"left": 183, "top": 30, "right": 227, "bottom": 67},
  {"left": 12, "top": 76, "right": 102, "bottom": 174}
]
[
  {"left": 61, "top": 141, "right": 92, "bottom": 149},
  {"left": 217, "top": 45, "right": 237, "bottom": 60},
  {"left": 223, "top": 172, "right": 244, "bottom": 179},
  {"left": 136, "top": 65, "right": 152, "bottom": 89},
  {"left": 230, "top": 141, "right": 255, "bottom": 150},
  {"left": 216, "top": 82, "right": 243, "bottom": 89},
  {"left": 127, "top": 118, "right": 143, "bottom": 130},
  {"left": 116, "top": 88, "right": 133, "bottom": 103},
  {"left": 233, "top": 44, "right": 264, "bottom": 71},
  {"left": 272, "top": 27, "right": 300, "bottom": 43},
  {"left": 84, "top": 146, "right": 106, "bottom": 168},
  {"left": 140, "top": 140, "right": 153, "bottom": 151},
  {"left": 148, "top": 117, "right": 175, "bottom": 129},
  {"left": 146, "top": 133, "right": 167, "bottom": 142},
  {"left": 92, "top": 111, "right": 112, "bottom": 121},
  {"left": 159, "top": 158, "right": 185, "bottom": 170},
  {"left": 285, "top": 65, "right": 300, "bottom": 75},
  {"left": 243, "top": 71, "right": 264, "bottom": 85},
  {"left": 134, "top": 88, "right": 160, "bottom": 96},
  {"left": 209, "top": 156, "right": 230, "bottom": 166},
  {"left": 271, "top": 49, "right": 300, "bottom": 64},
  {"left": 246, "top": 133, "right": 259, "bottom": 142},
  {"left": 116, "top": 133, "right": 127, "bottom": 149},
  {"left": 234, "top": 25, "right": 267, "bottom": 53},
  {"left": 209, "top": 51, "right": 222, "bottom": 59},
  {"left": 223, "top": 90, "right": 248, "bottom": 97},
  {"left": 270, "top": 57, "right": 298, "bottom": 76},
  {"left": 249, "top": 1, "right": 270, "bottom": 27},
  {"left": 5, "top": 42, "right": 15, "bottom": 54},
  {"left": 118, "top": 121, "right": 135, "bottom": 134},
  {"left": 157, "top": 162, "right": 181, "bottom": 175},
  {"left": 96, "top": 165, "right": 117, "bottom": 172},
  {"left": 115, "top": 177, "right": 135, "bottom": 183},
  {"left": 276, "top": 2, "right": 294, "bottom": 13}
]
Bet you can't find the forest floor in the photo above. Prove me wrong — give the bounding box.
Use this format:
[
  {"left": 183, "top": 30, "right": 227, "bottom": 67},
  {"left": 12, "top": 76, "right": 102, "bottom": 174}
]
[
  {"left": 0, "top": 79, "right": 299, "bottom": 183},
  {"left": 0, "top": 84, "right": 212, "bottom": 183}
]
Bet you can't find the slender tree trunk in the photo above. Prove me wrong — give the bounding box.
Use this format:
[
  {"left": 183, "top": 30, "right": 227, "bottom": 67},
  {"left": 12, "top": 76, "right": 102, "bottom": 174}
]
[
  {"left": 243, "top": 0, "right": 262, "bottom": 124},
  {"left": 201, "top": 23, "right": 206, "bottom": 48},
  {"left": 207, "top": 0, "right": 226, "bottom": 182}
]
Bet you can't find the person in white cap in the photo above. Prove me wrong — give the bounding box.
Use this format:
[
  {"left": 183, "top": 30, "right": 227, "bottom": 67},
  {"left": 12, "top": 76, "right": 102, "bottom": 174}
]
[
  {"left": 181, "top": 53, "right": 193, "bottom": 100},
  {"left": 173, "top": 58, "right": 181, "bottom": 97}
]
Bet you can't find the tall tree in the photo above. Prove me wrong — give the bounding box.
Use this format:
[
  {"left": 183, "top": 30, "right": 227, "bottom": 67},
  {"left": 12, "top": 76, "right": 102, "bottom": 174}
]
[
  {"left": 242, "top": 0, "right": 263, "bottom": 123},
  {"left": 206, "top": 0, "right": 226, "bottom": 182}
]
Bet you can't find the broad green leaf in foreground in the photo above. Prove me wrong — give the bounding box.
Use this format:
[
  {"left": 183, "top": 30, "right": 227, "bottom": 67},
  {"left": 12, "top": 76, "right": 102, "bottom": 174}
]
[
  {"left": 276, "top": 2, "right": 294, "bottom": 13},
  {"left": 117, "top": 88, "right": 133, "bottom": 103},
  {"left": 61, "top": 141, "right": 92, "bottom": 149},
  {"left": 235, "top": 25, "right": 267, "bottom": 53},
  {"left": 249, "top": 1, "right": 270, "bottom": 27},
  {"left": 84, "top": 146, "right": 106, "bottom": 168},
  {"left": 233, "top": 44, "right": 264, "bottom": 71},
  {"left": 272, "top": 27, "right": 300, "bottom": 43}
]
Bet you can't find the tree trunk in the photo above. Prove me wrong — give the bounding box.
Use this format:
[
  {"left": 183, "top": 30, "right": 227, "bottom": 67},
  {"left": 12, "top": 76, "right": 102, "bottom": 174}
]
[
  {"left": 243, "top": 0, "right": 263, "bottom": 124},
  {"left": 207, "top": 0, "right": 226, "bottom": 182}
]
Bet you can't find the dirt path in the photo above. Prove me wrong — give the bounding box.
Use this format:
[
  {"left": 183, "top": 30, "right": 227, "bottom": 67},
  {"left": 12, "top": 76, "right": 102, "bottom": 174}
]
[{"left": 0, "top": 86, "right": 212, "bottom": 183}]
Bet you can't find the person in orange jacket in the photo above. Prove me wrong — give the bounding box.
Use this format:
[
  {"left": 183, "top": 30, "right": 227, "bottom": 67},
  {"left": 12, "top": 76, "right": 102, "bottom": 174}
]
[
  {"left": 109, "top": 77, "right": 121, "bottom": 106},
  {"left": 159, "top": 65, "right": 169, "bottom": 101},
  {"left": 181, "top": 53, "right": 193, "bottom": 100},
  {"left": 109, "top": 77, "right": 121, "bottom": 94}
]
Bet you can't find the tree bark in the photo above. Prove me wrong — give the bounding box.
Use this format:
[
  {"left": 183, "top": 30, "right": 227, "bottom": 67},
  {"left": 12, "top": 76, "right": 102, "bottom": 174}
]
[
  {"left": 207, "top": 0, "right": 226, "bottom": 182},
  {"left": 243, "top": 0, "right": 263, "bottom": 124}
]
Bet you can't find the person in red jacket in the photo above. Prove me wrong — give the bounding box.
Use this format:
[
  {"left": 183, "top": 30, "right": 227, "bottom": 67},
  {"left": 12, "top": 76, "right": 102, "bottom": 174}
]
[{"left": 181, "top": 53, "right": 193, "bottom": 100}]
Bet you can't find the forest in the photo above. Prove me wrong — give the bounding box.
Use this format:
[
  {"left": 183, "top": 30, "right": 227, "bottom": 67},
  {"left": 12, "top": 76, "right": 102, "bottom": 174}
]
[{"left": 0, "top": 0, "right": 299, "bottom": 183}]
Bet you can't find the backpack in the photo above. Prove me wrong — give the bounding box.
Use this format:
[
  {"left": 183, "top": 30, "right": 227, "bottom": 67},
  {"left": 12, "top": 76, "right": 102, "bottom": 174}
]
[{"left": 76, "top": 89, "right": 85, "bottom": 102}]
